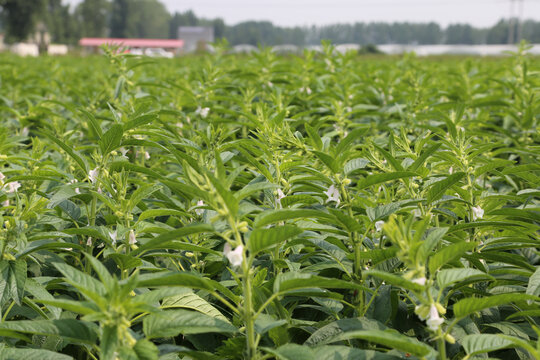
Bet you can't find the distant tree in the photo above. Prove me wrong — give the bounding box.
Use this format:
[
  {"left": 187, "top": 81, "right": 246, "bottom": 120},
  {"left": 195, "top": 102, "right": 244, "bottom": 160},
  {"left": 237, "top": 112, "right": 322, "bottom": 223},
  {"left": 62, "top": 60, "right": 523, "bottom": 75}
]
[
  {"left": 0, "top": 0, "right": 45, "bottom": 43},
  {"left": 486, "top": 20, "right": 509, "bottom": 44},
  {"left": 212, "top": 18, "right": 226, "bottom": 39},
  {"left": 76, "top": 0, "right": 110, "bottom": 38},
  {"left": 110, "top": 0, "right": 169, "bottom": 38},
  {"left": 445, "top": 24, "right": 475, "bottom": 44},
  {"left": 110, "top": 0, "right": 128, "bottom": 37},
  {"left": 45, "top": 0, "right": 79, "bottom": 44},
  {"left": 521, "top": 20, "right": 540, "bottom": 43}
]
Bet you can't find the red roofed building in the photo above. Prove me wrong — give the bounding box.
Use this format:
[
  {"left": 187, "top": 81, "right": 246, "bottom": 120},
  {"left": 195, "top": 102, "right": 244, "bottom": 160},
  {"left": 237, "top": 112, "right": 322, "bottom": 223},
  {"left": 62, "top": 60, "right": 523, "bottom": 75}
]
[{"left": 79, "top": 38, "right": 184, "bottom": 56}]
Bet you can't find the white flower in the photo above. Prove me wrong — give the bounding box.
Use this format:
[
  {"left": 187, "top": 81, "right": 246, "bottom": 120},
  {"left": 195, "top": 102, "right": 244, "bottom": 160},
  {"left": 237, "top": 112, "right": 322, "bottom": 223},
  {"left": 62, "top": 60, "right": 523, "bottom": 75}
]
[
  {"left": 472, "top": 205, "right": 484, "bottom": 221},
  {"left": 2, "top": 200, "right": 9, "bottom": 207},
  {"left": 86, "top": 237, "right": 93, "bottom": 246},
  {"left": 324, "top": 185, "right": 340, "bottom": 207},
  {"left": 119, "top": 147, "right": 129, "bottom": 159},
  {"left": 300, "top": 87, "right": 312, "bottom": 95},
  {"left": 0, "top": 172, "right": 5, "bottom": 184},
  {"left": 195, "top": 200, "right": 205, "bottom": 216},
  {"left": 136, "top": 150, "right": 150, "bottom": 160},
  {"left": 129, "top": 230, "right": 137, "bottom": 245},
  {"left": 413, "top": 209, "right": 422, "bottom": 217},
  {"left": 224, "top": 243, "right": 243, "bottom": 267},
  {"left": 109, "top": 230, "right": 118, "bottom": 245},
  {"left": 196, "top": 107, "right": 210, "bottom": 118},
  {"left": 426, "top": 304, "right": 444, "bottom": 331},
  {"left": 276, "top": 189, "right": 286, "bottom": 207},
  {"left": 412, "top": 277, "right": 427, "bottom": 286},
  {"left": 375, "top": 220, "right": 385, "bottom": 232},
  {"left": 69, "top": 179, "right": 80, "bottom": 194},
  {"left": 21, "top": 127, "right": 29, "bottom": 137},
  {"left": 449, "top": 166, "right": 453, "bottom": 174},
  {"left": 6, "top": 181, "right": 21, "bottom": 193},
  {"left": 88, "top": 168, "right": 99, "bottom": 183}
]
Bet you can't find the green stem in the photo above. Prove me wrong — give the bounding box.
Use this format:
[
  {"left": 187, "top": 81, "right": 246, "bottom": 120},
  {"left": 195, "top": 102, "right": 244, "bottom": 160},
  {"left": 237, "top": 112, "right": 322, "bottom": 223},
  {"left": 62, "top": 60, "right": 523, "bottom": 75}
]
[
  {"left": 242, "top": 257, "right": 257, "bottom": 359},
  {"left": 437, "top": 328, "right": 447, "bottom": 360},
  {"left": 2, "top": 300, "right": 15, "bottom": 321}
]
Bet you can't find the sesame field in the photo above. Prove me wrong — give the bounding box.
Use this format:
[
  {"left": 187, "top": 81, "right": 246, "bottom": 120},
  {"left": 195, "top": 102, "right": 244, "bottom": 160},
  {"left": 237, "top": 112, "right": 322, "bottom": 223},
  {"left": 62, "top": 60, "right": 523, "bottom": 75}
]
[{"left": 0, "top": 44, "right": 539, "bottom": 360}]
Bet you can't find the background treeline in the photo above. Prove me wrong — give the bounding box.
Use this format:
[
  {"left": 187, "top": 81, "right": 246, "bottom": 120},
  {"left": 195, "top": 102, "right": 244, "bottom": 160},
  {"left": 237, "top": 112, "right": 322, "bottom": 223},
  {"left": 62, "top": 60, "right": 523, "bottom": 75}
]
[{"left": 1, "top": 0, "right": 540, "bottom": 45}]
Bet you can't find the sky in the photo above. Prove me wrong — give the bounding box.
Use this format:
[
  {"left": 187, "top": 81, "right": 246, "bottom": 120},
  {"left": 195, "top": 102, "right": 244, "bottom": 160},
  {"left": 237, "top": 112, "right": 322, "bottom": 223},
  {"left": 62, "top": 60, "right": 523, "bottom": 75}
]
[{"left": 66, "top": 0, "right": 540, "bottom": 28}]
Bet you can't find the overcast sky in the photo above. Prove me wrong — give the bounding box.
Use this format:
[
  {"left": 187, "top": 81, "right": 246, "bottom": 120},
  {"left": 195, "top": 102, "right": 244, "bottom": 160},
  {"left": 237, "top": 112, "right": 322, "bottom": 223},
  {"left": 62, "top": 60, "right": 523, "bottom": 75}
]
[{"left": 66, "top": 0, "right": 540, "bottom": 27}]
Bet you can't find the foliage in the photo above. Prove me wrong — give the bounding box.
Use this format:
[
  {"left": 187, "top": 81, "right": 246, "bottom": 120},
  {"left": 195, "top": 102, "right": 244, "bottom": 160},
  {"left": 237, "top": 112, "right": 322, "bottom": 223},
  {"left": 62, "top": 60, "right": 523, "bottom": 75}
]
[{"left": 0, "top": 44, "right": 538, "bottom": 360}]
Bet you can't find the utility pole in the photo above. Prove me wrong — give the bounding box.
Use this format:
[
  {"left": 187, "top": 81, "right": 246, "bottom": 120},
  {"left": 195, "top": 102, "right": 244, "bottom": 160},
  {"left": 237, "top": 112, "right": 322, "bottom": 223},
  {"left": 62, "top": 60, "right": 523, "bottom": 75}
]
[
  {"left": 516, "top": 0, "right": 524, "bottom": 42},
  {"left": 508, "top": 0, "right": 515, "bottom": 44}
]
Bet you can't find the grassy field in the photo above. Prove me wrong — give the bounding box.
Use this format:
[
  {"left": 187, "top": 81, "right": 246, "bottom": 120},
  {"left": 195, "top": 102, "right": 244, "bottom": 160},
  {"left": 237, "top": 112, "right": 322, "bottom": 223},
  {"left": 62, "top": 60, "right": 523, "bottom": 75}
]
[{"left": 0, "top": 44, "right": 539, "bottom": 360}]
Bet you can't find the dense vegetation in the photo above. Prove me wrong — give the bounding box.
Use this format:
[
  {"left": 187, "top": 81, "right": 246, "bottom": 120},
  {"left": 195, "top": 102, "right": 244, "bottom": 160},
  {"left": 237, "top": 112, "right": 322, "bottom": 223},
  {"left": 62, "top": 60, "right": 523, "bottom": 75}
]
[
  {"left": 2, "top": 0, "right": 540, "bottom": 46},
  {"left": 0, "top": 44, "right": 539, "bottom": 360}
]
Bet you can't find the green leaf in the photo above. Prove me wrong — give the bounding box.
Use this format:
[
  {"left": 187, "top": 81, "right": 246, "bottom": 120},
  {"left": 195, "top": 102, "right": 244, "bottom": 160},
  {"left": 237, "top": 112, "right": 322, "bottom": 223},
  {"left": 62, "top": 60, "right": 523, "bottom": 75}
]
[
  {"left": 315, "top": 346, "right": 402, "bottom": 360},
  {"left": 234, "top": 181, "right": 277, "bottom": 201},
  {"left": 248, "top": 225, "right": 302, "bottom": 255},
  {"left": 37, "top": 298, "right": 97, "bottom": 315},
  {"left": 366, "top": 202, "right": 402, "bottom": 222},
  {"left": 335, "top": 127, "right": 368, "bottom": 156},
  {"left": 429, "top": 241, "right": 476, "bottom": 273},
  {"left": 526, "top": 267, "right": 540, "bottom": 299},
  {"left": 274, "top": 272, "right": 371, "bottom": 294},
  {"left": 131, "top": 223, "right": 214, "bottom": 256},
  {"left": 136, "top": 272, "right": 237, "bottom": 302},
  {"left": 437, "top": 268, "right": 493, "bottom": 289},
  {"left": 363, "top": 270, "right": 424, "bottom": 292},
  {"left": 357, "top": 171, "right": 416, "bottom": 190},
  {"left": 137, "top": 209, "right": 189, "bottom": 222},
  {"left": 263, "top": 344, "right": 314, "bottom": 360},
  {"left": 254, "top": 209, "right": 335, "bottom": 228},
  {"left": 0, "top": 319, "right": 97, "bottom": 343},
  {"left": 25, "top": 278, "right": 62, "bottom": 319},
  {"left": 453, "top": 293, "right": 540, "bottom": 319},
  {"left": 101, "top": 324, "right": 118, "bottom": 360},
  {"left": 305, "top": 124, "right": 323, "bottom": 150},
  {"left": 124, "top": 113, "right": 158, "bottom": 131},
  {"left": 317, "top": 330, "right": 433, "bottom": 357},
  {"left": 133, "top": 338, "right": 159, "bottom": 360},
  {"left": 305, "top": 317, "right": 387, "bottom": 346},
  {"left": 37, "top": 130, "right": 88, "bottom": 172},
  {"left": 128, "top": 184, "right": 161, "bottom": 212},
  {"left": 344, "top": 158, "right": 369, "bottom": 175},
  {"left": 426, "top": 172, "right": 465, "bottom": 204},
  {"left": 162, "top": 288, "right": 228, "bottom": 322},
  {"left": 254, "top": 314, "right": 287, "bottom": 335},
  {"left": 409, "top": 143, "right": 441, "bottom": 172},
  {"left": 143, "top": 309, "right": 237, "bottom": 338},
  {"left": 462, "top": 334, "right": 514, "bottom": 356},
  {"left": 53, "top": 262, "right": 106, "bottom": 304},
  {"left": 313, "top": 151, "right": 339, "bottom": 173},
  {"left": 99, "top": 124, "right": 123, "bottom": 155},
  {"left": 0, "top": 347, "right": 74, "bottom": 360},
  {"left": 0, "top": 260, "right": 27, "bottom": 306},
  {"left": 47, "top": 186, "right": 79, "bottom": 209}
]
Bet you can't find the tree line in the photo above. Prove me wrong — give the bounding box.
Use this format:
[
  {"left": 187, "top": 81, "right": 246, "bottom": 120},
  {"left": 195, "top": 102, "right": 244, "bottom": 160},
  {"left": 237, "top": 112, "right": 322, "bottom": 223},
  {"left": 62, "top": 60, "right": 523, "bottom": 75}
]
[{"left": 1, "top": 0, "right": 540, "bottom": 46}]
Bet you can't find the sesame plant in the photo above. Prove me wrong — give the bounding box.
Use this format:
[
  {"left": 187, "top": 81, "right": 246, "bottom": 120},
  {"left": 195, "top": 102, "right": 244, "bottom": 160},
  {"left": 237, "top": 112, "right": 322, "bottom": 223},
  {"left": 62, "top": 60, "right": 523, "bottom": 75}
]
[{"left": 0, "top": 42, "right": 538, "bottom": 360}]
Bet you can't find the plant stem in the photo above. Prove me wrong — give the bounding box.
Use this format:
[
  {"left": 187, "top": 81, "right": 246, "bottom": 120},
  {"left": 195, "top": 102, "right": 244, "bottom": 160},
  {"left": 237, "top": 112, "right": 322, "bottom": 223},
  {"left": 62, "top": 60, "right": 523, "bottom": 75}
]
[
  {"left": 437, "top": 328, "right": 447, "bottom": 360},
  {"left": 242, "top": 257, "right": 256, "bottom": 359}
]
